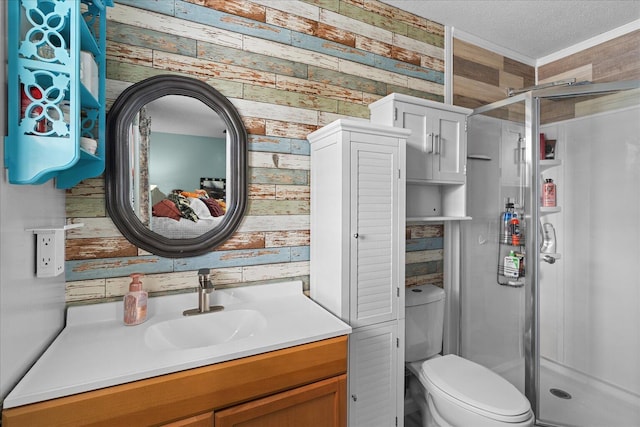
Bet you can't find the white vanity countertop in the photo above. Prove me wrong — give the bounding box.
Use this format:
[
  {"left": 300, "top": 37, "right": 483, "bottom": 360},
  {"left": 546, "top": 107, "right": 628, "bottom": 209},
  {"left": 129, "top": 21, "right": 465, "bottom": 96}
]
[{"left": 4, "top": 281, "right": 351, "bottom": 408}]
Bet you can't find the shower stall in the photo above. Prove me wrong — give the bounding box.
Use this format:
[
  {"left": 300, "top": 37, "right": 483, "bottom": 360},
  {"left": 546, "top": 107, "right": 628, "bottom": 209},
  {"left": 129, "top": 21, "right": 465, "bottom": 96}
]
[{"left": 460, "top": 80, "right": 640, "bottom": 427}]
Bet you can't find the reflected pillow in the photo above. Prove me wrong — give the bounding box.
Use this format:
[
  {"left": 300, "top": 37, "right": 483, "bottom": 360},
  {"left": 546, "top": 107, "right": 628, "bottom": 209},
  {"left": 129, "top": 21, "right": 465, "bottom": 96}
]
[
  {"left": 150, "top": 187, "right": 167, "bottom": 206},
  {"left": 181, "top": 190, "right": 205, "bottom": 199},
  {"left": 152, "top": 199, "right": 181, "bottom": 221},
  {"left": 189, "top": 197, "right": 212, "bottom": 219},
  {"left": 201, "top": 197, "right": 225, "bottom": 217},
  {"left": 167, "top": 193, "right": 198, "bottom": 222}
]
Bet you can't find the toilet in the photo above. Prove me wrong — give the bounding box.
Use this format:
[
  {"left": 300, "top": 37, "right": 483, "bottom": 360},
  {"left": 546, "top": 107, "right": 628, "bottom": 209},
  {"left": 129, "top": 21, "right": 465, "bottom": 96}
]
[{"left": 405, "top": 284, "right": 534, "bottom": 427}]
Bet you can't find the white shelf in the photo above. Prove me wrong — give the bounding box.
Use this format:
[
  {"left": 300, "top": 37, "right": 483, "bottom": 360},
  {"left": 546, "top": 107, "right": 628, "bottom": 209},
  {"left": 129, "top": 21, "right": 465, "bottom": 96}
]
[
  {"left": 467, "top": 154, "right": 492, "bottom": 161},
  {"left": 540, "top": 159, "right": 562, "bottom": 171},
  {"left": 407, "top": 216, "right": 472, "bottom": 223},
  {"left": 540, "top": 206, "right": 561, "bottom": 215}
]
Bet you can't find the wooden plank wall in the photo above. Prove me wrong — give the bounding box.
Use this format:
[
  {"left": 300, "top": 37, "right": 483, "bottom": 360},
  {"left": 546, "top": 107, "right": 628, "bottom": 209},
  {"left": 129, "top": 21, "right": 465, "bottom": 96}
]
[
  {"left": 69, "top": 1, "right": 626, "bottom": 304},
  {"left": 64, "top": 0, "right": 449, "bottom": 303},
  {"left": 452, "top": 38, "right": 535, "bottom": 110},
  {"left": 405, "top": 224, "right": 444, "bottom": 287},
  {"left": 539, "top": 30, "right": 640, "bottom": 85},
  {"left": 538, "top": 30, "right": 640, "bottom": 123}
]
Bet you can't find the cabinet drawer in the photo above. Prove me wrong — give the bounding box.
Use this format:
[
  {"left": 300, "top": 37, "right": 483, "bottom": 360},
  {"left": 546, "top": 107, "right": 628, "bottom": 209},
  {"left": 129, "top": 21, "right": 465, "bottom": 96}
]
[{"left": 214, "top": 375, "right": 347, "bottom": 427}]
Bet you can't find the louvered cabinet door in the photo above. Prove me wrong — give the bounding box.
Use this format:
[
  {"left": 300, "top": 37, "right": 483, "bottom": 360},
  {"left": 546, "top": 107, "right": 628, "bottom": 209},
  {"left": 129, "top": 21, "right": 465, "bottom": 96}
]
[
  {"left": 349, "top": 139, "right": 399, "bottom": 328},
  {"left": 348, "top": 321, "right": 399, "bottom": 427}
]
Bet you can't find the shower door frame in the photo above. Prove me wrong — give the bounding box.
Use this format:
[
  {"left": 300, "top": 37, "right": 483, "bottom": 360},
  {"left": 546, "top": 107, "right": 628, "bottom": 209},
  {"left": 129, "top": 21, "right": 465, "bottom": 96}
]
[{"left": 467, "top": 79, "right": 640, "bottom": 426}]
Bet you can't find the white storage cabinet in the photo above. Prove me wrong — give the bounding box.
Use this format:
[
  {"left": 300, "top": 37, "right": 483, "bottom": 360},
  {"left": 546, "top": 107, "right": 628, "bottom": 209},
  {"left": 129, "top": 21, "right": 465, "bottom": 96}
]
[
  {"left": 369, "top": 93, "right": 469, "bottom": 184},
  {"left": 370, "top": 94, "right": 472, "bottom": 221},
  {"left": 309, "top": 119, "right": 408, "bottom": 427}
]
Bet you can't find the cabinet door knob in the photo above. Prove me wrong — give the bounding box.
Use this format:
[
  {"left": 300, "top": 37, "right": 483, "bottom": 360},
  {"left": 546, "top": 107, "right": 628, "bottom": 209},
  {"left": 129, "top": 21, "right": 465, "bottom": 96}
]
[
  {"left": 353, "top": 233, "right": 359, "bottom": 238},
  {"left": 352, "top": 394, "right": 358, "bottom": 401}
]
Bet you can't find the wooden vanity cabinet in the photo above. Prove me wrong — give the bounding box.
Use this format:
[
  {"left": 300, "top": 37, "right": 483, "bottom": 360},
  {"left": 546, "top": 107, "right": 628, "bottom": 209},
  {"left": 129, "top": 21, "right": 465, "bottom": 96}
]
[
  {"left": 1, "top": 336, "right": 347, "bottom": 427},
  {"left": 162, "top": 375, "right": 346, "bottom": 427},
  {"left": 213, "top": 374, "right": 346, "bottom": 427},
  {"left": 162, "top": 412, "right": 215, "bottom": 427}
]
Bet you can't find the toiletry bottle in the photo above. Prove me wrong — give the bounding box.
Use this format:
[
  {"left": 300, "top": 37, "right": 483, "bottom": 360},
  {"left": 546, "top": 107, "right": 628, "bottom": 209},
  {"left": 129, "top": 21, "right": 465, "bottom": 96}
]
[
  {"left": 542, "top": 179, "right": 557, "bottom": 207},
  {"left": 124, "top": 273, "right": 147, "bottom": 325},
  {"left": 504, "top": 250, "right": 520, "bottom": 278},
  {"left": 510, "top": 216, "right": 521, "bottom": 246},
  {"left": 502, "top": 202, "right": 514, "bottom": 243}
]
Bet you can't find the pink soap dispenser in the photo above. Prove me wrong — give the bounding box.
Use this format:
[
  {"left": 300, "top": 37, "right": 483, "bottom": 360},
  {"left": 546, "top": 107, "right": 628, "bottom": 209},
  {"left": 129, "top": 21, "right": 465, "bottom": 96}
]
[{"left": 124, "top": 273, "right": 147, "bottom": 325}]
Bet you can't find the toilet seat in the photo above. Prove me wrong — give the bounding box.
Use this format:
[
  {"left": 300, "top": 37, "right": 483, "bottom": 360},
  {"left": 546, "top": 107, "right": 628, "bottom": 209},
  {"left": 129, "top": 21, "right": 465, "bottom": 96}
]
[{"left": 419, "top": 355, "right": 532, "bottom": 423}]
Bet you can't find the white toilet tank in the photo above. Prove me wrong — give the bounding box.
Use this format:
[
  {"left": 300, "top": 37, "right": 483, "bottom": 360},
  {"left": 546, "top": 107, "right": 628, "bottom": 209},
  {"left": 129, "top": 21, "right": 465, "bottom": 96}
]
[{"left": 405, "top": 284, "right": 445, "bottom": 362}]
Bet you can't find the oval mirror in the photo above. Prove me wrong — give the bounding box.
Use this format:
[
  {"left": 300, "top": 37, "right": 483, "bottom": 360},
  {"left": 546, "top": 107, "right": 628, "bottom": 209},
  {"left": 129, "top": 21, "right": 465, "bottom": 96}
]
[{"left": 106, "top": 75, "right": 247, "bottom": 258}]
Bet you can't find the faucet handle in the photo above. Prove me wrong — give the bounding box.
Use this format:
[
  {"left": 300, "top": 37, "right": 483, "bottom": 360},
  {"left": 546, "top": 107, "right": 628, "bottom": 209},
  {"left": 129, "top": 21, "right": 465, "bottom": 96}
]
[{"left": 198, "top": 268, "right": 214, "bottom": 290}]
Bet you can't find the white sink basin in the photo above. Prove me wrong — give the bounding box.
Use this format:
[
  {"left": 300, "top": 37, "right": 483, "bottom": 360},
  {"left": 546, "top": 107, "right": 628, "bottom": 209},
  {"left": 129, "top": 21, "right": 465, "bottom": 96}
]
[
  {"left": 145, "top": 309, "right": 267, "bottom": 351},
  {"left": 3, "top": 281, "right": 352, "bottom": 409}
]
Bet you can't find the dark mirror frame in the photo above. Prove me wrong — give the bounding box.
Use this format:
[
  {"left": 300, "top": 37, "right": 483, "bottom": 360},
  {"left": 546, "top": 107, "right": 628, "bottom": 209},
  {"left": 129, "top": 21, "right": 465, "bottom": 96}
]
[{"left": 106, "top": 75, "right": 247, "bottom": 258}]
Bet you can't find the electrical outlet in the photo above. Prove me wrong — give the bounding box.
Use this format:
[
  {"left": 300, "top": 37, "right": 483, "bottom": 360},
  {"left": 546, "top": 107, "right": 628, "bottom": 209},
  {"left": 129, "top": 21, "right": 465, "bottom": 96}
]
[
  {"left": 34, "top": 229, "right": 65, "bottom": 278},
  {"left": 37, "top": 232, "right": 56, "bottom": 277},
  {"left": 28, "top": 225, "right": 79, "bottom": 278}
]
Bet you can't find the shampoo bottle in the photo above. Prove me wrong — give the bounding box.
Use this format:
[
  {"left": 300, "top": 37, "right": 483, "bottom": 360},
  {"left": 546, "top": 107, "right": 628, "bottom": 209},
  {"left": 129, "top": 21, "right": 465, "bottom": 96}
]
[
  {"left": 502, "top": 201, "right": 514, "bottom": 243},
  {"left": 124, "top": 273, "right": 147, "bottom": 325},
  {"left": 542, "top": 179, "right": 557, "bottom": 207},
  {"left": 510, "top": 216, "right": 521, "bottom": 246}
]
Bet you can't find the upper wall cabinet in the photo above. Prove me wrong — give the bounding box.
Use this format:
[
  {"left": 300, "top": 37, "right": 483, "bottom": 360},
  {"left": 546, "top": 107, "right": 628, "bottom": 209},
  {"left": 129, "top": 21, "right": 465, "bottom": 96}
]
[
  {"left": 369, "top": 93, "right": 472, "bottom": 185},
  {"left": 5, "top": 0, "right": 113, "bottom": 189}
]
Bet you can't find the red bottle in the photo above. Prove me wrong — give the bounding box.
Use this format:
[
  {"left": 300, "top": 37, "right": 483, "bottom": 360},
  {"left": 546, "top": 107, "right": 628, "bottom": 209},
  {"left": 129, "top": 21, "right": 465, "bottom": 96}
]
[
  {"left": 510, "top": 217, "right": 521, "bottom": 246},
  {"left": 21, "top": 85, "right": 46, "bottom": 133}
]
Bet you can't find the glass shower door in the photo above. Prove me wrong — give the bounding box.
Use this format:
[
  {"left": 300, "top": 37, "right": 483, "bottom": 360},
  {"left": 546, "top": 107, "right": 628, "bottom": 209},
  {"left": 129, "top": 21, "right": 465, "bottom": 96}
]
[
  {"left": 461, "top": 99, "right": 530, "bottom": 394},
  {"left": 461, "top": 82, "right": 640, "bottom": 427}
]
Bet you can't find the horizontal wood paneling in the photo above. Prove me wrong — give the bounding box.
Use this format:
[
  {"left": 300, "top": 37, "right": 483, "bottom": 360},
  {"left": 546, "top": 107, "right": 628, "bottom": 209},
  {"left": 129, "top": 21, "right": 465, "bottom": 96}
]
[
  {"left": 68, "top": 0, "right": 566, "bottom": 303},
  {"left": 453, "top": 38, "right": 534, "bottom": 109},
  {"left": 538, "top": 30, "right": 640, "bottom": 123},
  {"left": 66, "top": 0, "right": 447, "bottom": 303},
  {"left": 539, "top": 30, "right": 640, "bottom": 83},
  {"left": 405, "top": 224, "right": 444, "bottom": 287}
]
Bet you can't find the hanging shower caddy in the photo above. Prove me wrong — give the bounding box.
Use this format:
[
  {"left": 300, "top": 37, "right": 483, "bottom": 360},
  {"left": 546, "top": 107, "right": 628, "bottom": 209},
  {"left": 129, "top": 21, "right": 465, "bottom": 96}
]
[
  {"left": 497, "top": 201, "right": 526, "bottom": 287},
  {"left": 5, "top": 0, "right": 113, "bottom": 188}
]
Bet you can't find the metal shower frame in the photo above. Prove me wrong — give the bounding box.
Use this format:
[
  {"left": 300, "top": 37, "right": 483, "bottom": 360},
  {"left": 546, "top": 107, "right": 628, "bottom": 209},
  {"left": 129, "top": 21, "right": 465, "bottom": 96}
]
[{"left": 466, "top": 79, "right": 640, "bottom": 425}]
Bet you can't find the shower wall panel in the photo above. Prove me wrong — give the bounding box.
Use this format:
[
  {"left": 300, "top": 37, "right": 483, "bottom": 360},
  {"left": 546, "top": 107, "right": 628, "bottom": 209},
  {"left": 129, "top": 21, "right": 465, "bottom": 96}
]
[{"left": 541, "top": 105, "right": 640, "bottom": 395}]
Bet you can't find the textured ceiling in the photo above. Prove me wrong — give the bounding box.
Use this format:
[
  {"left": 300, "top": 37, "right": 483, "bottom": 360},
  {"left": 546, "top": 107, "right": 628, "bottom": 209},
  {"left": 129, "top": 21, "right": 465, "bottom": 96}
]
[{"left": 381, "top": 0, "right": 640, "bottom": 61}]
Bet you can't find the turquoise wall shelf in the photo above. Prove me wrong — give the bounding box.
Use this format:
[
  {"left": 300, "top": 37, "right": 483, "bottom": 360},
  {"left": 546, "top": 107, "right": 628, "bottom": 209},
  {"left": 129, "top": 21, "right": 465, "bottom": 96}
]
[{"left": 5, "top": 0, "right": 113, "bottom": 189}]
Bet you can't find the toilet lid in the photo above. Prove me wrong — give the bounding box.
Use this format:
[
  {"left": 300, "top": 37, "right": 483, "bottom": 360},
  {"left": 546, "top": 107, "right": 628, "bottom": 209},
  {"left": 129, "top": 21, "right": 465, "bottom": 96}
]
[{"left": 420, "top": 355, "right": 532, "bottom": 422}]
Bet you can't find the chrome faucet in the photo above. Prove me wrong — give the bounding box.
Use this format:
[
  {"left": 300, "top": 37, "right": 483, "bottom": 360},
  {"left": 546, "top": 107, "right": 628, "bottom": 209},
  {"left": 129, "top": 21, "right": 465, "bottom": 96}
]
[
  {"left": 183, "top": 268, "right": 224, "bottom": 316},
  {"left": 198, "top": 268, "right": 214, "bottom": 311}
]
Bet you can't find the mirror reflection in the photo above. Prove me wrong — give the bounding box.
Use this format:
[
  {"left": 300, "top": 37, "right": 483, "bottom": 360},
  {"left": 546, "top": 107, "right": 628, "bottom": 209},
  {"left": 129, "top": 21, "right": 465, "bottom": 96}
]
[
  {"left": 106, "top": 74, "right": 247, "bottom": 258},
  {"left": 128, "top": 95, "right": 230, "bottom": 239}
]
